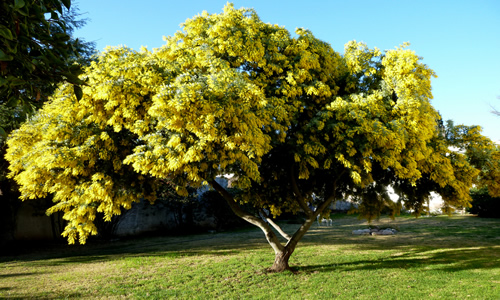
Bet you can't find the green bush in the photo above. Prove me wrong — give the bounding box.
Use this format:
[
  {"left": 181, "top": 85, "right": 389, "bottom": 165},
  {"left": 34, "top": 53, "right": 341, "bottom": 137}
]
[
  {"left": 198, "top": 189, "right": 249, "bottom": 231},
  {"left": 468, "top": 187, "right": 500, "bottom": 218}
]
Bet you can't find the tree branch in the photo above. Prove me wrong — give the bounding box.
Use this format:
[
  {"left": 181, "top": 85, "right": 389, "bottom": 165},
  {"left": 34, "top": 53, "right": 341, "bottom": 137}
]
[
  {"left": 209, "top": 180, "right": 284, "bottom": 253},
  {"left": 259, "top": 209, "right": 292, "bottom": 241},
  {"left": 290, "top": 166, "right": 313, "bottom": 217},
  {"left": 285, "top": 180, "right": 338, "bottom": 250}
]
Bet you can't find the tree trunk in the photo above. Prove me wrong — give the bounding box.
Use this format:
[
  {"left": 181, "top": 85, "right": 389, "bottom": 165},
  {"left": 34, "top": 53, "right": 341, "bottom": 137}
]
[
  {"left": 426, "top": 198, "right": 430, "bottom": 217},
  {"left": 209, "top": 179, "right": 337, "bottom": 273},
  {"left": 269, "top": 248, "right": 294, "bottom": 272}
]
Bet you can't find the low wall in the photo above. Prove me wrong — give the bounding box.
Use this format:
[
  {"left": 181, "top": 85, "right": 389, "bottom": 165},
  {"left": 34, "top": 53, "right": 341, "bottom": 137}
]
[{"left": 14, "top": 202, "right": 54, "bottom": 240}]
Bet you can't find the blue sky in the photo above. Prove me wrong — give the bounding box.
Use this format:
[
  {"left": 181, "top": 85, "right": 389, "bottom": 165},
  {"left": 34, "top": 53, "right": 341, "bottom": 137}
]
[{"left": 75, "top": 0, "right": 500, "bottom": 142}]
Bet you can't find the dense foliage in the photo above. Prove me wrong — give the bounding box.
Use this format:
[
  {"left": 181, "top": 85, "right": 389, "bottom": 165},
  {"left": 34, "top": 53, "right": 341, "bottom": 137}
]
[
  {"left": 6, "top": 4, "right": 499, "bottom": 270},
  {"left": 469, "top": 187, "right": 500, "bottom": 218},
  {"left": 0, "top": 0, "right": 94, "bottom": 139}
]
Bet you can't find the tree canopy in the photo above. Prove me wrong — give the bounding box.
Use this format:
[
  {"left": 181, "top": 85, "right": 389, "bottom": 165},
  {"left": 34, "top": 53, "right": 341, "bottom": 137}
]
[{"left": 6, "top": 4, "right": 499, "bottom": 271}]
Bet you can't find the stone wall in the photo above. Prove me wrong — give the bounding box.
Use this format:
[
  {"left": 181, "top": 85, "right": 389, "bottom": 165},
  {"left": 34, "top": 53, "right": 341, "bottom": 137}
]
[
  {"left": 113, "top": 200, "right": 179, "bottom": 236},
  {"left": 11, "top": 177, "right": 231, "bottom": 240},
  {"left": 14, "top": 201, "right": 54, "bottom": 240}
]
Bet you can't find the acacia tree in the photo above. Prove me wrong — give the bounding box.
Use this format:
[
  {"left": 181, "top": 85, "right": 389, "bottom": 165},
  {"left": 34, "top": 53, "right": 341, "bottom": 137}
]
[{"left": 6, "top": 4, "right": 499, "bottom": 271}]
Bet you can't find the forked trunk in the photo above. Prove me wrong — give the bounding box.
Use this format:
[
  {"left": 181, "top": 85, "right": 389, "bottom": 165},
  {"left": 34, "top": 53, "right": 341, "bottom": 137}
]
[
  {"left": 209, "top": 179, "right": 338, "bottom": 273},
  {"left": 269, "top": 248, "right": 294, "bottom": 272}
]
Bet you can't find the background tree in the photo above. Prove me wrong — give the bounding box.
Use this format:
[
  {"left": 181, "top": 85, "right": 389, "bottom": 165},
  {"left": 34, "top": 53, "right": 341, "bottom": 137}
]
[
  {"left": 6, "top": 4, "right": 499, "bottom": 271},
  {"left": 443, "top": 116, "right": 500, "bottom": 218},
  {"left": 0, "top": 0, "right": 94, "bottom": 139},
  {"left": 468, "top": 187, "right": 500, "bottom": 218},
  {"left": 491, "top": 96, "right": 500, "bottom": 117}
]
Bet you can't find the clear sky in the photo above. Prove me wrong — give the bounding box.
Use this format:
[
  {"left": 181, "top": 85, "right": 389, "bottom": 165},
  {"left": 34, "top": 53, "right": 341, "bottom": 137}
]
[{"left": 74, "top": 0, "right": 500, "bottom": 142}]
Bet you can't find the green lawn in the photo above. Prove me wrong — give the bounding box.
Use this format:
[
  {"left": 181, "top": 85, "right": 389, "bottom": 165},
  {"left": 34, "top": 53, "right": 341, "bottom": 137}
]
[{"left": 1, "top": 214, "right": 499, "bottom": 299}]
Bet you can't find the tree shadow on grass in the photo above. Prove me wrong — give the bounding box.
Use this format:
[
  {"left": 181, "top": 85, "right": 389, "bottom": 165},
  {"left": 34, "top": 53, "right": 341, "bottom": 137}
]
[
  {"left": 34, "top": 248, "right": 246, "bottom": 267},
  {"left": 0, "top": 291, "right": 83, "bottom": 300},
  {"left": 2, "top": 215, "right": 498, "bottom": 272},
  {"left": 0, "top": 229, "right": 268, "bottom": 267},
  {"left": 0, "top": 272, "right": 43, "bottom": 279},
  {"left": 293, "top": 246, "right": 500, "bottom": 274}
]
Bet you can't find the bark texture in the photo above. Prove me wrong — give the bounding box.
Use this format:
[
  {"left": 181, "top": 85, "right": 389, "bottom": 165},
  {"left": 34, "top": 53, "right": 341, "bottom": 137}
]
[{"left": 270, "top": 249, "right": 294, "bottom": 272}]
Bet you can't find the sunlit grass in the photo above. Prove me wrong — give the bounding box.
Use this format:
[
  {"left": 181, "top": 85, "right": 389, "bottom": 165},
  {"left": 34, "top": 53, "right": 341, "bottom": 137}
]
[{"left": 1, "top": 214, "right": 499, "bottom": 299}]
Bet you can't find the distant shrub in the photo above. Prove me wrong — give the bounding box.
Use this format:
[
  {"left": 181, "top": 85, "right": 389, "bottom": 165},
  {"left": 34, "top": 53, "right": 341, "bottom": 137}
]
[
  {"left": 468, "top": 187, "right": 500, "bottom": 218},
  {"left": 198, "top": 189, "right": 248, "bottom": 231}
]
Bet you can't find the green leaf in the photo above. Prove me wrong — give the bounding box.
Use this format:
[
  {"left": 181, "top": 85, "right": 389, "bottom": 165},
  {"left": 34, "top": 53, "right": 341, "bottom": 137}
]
[
  {"left": 50, "top": 11, "right": 59, "bottom": 20},
  {"left": 4, "top": 39, "right": 18, "bottom": 54},
  {"left": 54, "top": 32, "right": 71, "bottom": 42},
  {"left": 16, "top": 5, "right": 28, "bottom": 16},
  {"left": 69, "top": 64, "right": 82, "bottom": 73},
  {"left": 74, "top": 85, "right": 83, "bottom": 100},
  {"left": 0, "top": 126, "right": 7, "bottom": 138},
  {"left": 6, "top": 96, "right": 19, "bottom": 107},
  {"left": 45, "top": 49, "right": 64, "bottom": 65},
  {"left": 7, "top": 76, "right": 24, "bottom": 86},
  {"left": 61, "top": 0, "right": 71, "bottom": 10},
  {"left": 0, "top": 50, "right": 14, "bottom": 61},
  {"left": 14, "top": 0, "right": 25, "bottom": 9},
  {"left": 0, "top": 26, "right": 14, "bottom": 40}
]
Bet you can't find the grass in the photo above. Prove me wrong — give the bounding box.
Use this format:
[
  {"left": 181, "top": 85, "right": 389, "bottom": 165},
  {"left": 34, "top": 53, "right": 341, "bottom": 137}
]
[{"left": 1, "top": 214, "right": 499, "bottom": 299}]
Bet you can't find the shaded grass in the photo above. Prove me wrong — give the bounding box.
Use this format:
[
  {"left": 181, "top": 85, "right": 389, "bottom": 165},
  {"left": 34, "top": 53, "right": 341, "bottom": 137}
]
[{"left": 1, "top": 215, "right": 499, "bottom": 299}]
